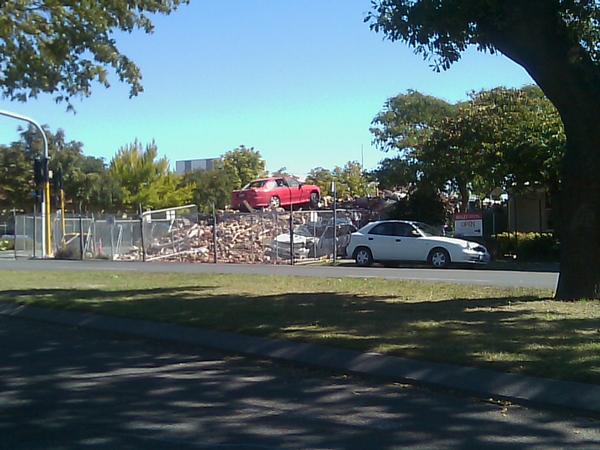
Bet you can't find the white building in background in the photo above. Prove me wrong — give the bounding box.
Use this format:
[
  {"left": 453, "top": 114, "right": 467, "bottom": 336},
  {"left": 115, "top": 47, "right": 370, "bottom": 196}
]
[{"left": 175, "top": 157, "right": 220, "bottom": 175}]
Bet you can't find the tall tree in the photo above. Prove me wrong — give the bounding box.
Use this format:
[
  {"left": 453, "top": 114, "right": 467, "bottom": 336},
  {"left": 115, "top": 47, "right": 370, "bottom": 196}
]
[
  {"left": 221, "top": 146, "right": 267, "bottom": 189},
  {"left": 371, "top": 90, "right": 456, "bottom": 154},
  {"left": 0, "top": 141, "right": 32, "bottom": 209},
  {"left": 184, "top": 166, "right": 235, "bottom": 213},
  {"left": 332, "top": 161, "right": 370, "bottom": 199},
  {"left": 371, "top": 157, "right": 417, "bottom": 191},
  {"left": 368, "top": 1, "right": 597, "bottom": 298},
  {"left": 0, "top": 125, "right": 110, "bottom": 212},
  {"left": 371, "top": 90, "right": 464, "bottom": 205},
  {"left": 373, "top": 87, "right": 565, "bottom": 212},
  {"left": 306, "top": 167, "right": 334, "bottom": 197},
  {"left": 0, "top": 0, "right": 186, "bottom": 108},
  {"left": 108, "top": 140, "right": 192, "bottom": 211}
]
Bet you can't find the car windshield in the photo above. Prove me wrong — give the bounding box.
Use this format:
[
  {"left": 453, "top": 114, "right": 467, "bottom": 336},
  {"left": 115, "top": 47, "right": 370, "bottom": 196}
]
[
  {"left": 293, "top": 225, "right": 314, "bottom": 237},
  {"left": 413, "top": 222, "right": 443, "bottom": 237}
]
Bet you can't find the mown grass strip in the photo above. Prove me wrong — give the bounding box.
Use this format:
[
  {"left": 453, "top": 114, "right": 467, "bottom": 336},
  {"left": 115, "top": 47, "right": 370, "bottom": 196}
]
[{"left": 1, "top": 270, "right": 598, "bottom": 384}]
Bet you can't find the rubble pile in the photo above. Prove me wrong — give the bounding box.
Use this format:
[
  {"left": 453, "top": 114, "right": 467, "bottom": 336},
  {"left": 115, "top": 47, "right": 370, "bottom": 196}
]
[
  {"left": 114, "top": 213, "right": 292, "bottom": 264},
  {"left": 146, "top": 221, "right": 214, "bottom": 263},
  {"left": 213, "top": 213, "right": 288, "bottom": 263},
  {"left": 112, "top": 208, "right": 370, "bottom": 264}
]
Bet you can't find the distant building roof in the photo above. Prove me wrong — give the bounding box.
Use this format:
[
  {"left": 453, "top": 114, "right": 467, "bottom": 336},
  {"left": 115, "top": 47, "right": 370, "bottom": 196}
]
[{"left": 175, "top": 157, "right": 220, "bottom": 175}]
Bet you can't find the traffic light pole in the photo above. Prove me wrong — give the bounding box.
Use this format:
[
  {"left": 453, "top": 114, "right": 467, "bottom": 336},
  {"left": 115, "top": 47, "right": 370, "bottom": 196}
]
[{"left": 0, "top": 109, "right": 51, "bottom": 258}]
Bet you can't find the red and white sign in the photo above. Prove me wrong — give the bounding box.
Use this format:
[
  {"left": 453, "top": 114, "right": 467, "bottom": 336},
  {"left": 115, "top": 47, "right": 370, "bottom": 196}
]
[{"left": 454, "top": 212, "right": 483, "bottom": 237}]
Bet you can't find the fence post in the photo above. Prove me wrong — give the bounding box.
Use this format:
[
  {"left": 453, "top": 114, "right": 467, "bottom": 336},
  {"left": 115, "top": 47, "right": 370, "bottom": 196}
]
[
  {"left": 13, "top": 209, "right": 17, "bottom": 260},
  {"left": 273, "top": 211, "right": 277, "bottom": 263},
  {"left": 32, "top": 205, "right": 37, "bottom": 259},
  {"left": 333, "top": 188, "right": 338, "bottom": 264},
  {"left": 289, "top": 209, "right": 294, "bottom": 266},
  {"left": 109, "top": 216, "right": 115, "bottom": 261},
  {"left": 212, "top": 204, "right": 218, "bottom": 264},
  {"left": 514, "top": 196, "right": 518, "bottom": 258},
  {"left": 91, "top": 213, "right": 96, "bottom": 257},
  {"left": 139, "top": 214, "right": 146, "bottom": 262},
  {"left": 78, "top": 215, "right": 84, "bottom": 260}
]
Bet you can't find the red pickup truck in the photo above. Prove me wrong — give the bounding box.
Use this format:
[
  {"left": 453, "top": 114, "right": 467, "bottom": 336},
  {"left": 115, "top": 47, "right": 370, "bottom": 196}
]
[{"left": 231, "top": 177, "right": 320, "bottom": 210}]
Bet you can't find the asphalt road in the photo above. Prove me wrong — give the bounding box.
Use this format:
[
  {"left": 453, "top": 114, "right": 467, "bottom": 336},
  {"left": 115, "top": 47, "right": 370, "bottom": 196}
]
[
  {"left": 0, "top": 259, "right": 558, "bottom": 289},
  {"left": 1, "top": 315, "right": 598, "bottom": 450}
]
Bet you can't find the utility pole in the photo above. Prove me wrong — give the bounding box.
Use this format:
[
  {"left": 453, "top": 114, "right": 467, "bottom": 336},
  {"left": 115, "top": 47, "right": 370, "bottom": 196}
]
[
  {"left": 0, "top": 110, "right": 51, "bottom": 258},
  {"left": 332, "top": 181, "right": 337, "bottom": 264}
]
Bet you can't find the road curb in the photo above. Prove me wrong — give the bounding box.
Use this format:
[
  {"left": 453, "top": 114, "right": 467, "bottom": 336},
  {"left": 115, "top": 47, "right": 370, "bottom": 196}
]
[{"left": 2, "top": 301, "right": 599, "bottom": 416}]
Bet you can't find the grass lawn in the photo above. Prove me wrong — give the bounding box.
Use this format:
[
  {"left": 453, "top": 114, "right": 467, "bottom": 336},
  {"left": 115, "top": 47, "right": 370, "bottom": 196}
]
[{"left": 1, "top": 270, "right": 599, "bottom": 384}]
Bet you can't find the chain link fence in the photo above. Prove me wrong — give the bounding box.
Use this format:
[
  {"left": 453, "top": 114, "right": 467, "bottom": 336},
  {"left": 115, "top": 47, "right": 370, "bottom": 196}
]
[{"left": 8, "top": 206, "right": 378, "bottom": 264}]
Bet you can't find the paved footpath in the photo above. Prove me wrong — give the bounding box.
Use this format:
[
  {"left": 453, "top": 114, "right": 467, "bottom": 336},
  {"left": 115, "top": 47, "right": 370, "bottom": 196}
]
[
  {"left": 3, "top": 302, "right": 600, "bottom": 417},
  {"left": 1, "top": 314, "right": 599, "bottom": 450}
]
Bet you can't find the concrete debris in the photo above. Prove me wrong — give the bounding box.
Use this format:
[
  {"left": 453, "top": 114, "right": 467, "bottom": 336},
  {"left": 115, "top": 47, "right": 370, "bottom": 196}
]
[{"left": 112, "top": 208, "right": 377, "bottom": 264}]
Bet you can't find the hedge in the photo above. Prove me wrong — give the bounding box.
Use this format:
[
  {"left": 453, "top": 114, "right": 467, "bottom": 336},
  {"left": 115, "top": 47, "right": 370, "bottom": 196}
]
[
  {"left": 491, "top": 232, "right": 560, "bottom": 261},
  {"left": 0, "top": 239, "right": 14, "bottom": 251}
]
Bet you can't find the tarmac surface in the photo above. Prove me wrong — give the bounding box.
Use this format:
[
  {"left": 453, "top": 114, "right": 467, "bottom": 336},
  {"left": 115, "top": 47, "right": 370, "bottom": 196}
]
[
  {"left": 2, "top": 314, "right": 599, "bottom": 450},
  {"left": 0, "top": 259, "right": 559, "bottom": 290}
]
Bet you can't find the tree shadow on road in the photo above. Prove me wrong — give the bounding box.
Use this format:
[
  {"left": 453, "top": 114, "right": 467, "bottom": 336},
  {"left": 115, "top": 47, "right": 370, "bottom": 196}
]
[
  {"left": 0, "top": 315, "right": 599, "bottom": 450},
  {"left": 0, "top": 284, "right": 598, "bottom": 385}
]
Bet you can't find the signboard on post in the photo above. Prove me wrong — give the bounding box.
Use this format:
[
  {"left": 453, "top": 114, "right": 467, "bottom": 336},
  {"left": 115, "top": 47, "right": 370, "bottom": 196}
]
[{"left": 454, "top": 212, "right": 483, "bottom": 237}]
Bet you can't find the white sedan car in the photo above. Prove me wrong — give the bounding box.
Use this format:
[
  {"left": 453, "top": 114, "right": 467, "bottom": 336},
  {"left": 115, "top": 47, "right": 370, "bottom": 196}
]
[{"left": 346, "top": 220, "right": 490, "bottom": 268}]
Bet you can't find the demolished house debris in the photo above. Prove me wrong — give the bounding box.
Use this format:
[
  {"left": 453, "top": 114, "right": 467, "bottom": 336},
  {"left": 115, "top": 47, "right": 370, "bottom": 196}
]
[{"left": 112, "top": 209, "right": 376, "bottom": 264}]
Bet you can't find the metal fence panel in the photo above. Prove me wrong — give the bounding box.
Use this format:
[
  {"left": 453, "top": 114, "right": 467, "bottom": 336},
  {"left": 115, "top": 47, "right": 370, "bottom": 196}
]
[
  {"left": 141, "top": 205, "right": 201, "bottom": 262},
  {"left": 10, "top": 206, "right": 380, "bottom": 264},
  {"left": 14, "top": 214, "right": 43, "bottom": 258}
]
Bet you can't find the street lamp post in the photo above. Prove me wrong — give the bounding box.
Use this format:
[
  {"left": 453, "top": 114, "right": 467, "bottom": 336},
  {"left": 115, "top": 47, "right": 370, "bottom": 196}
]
[{"left": 0, "top": 109, "right": 51, "bottom": 258}]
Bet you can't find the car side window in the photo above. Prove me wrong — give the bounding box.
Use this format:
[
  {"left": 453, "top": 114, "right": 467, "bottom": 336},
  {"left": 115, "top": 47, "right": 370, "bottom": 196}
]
[
  {"left": 285, "top": 177, "right": 300, "bottom": 188},
  {"left": 369, "top": 223, "right": 396, "bottom": 236},
  {"left": 394, "top": 223, "right": 420, "bottom": 237},
  {"left": 275, "top": 179, "right": 285, "bottom": 187}
]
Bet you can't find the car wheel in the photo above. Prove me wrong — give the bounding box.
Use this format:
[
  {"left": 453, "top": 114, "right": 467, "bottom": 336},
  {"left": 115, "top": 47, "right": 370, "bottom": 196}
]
[
  {"left": 428, "top": 248, "right": 451, "bottom": 268},
  {"left": 354, "top": 247, "right": 373, "bottom": 267},
  {"left": 309, "top": 191, "right": 320, "bottom": 209},
  {"left": 270, "top": 196, "right": 281, "bottom": 208}
]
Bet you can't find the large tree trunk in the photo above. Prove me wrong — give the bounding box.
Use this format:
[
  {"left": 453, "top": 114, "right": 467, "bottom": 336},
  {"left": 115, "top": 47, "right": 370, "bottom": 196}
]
[
  {"left": 482, "top": 4, "right": 600, "bottom": 299},
  {"left": 554, "top": 115, "right": 600, "bottom": 299}
]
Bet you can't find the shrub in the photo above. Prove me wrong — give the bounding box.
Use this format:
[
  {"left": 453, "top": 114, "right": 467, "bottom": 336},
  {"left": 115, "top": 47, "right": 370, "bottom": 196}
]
[
  {"left": 492, "top": 232, "right": 559, "bottom": 261},
  {"left": 386, "top": 187, "right": 447, "bottom": 225},
  {"left": 0, "top": 239, "right": 14, "bottom": 251}
]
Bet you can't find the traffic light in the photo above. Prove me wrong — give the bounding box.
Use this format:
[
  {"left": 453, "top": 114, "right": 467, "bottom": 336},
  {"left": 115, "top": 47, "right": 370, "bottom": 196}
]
[
  {"left": 33, "top": 157, "right": 49, "bottom": 186},
  {"left": 32, "top": 188, "right": 42, "bottom": 204},
  {"left": 54, "top": 167, "right": 63, "bottom": 190}
]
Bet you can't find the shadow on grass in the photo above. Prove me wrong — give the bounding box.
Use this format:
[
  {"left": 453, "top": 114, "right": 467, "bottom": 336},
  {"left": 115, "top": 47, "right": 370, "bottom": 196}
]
[{"left": 0, "top": 285, "right": 598, "bottom": 384}]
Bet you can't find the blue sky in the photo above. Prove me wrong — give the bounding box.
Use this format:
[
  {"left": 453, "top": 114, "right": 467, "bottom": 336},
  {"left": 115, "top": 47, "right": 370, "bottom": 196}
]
[{"left": 0, "top": 0, "right": 534, "bottom": 177}]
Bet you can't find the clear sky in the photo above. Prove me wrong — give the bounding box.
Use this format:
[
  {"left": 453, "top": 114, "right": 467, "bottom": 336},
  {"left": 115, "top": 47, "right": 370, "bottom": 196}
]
[{"left": 0, "top": 0, "right": 534, "bottom": 177}]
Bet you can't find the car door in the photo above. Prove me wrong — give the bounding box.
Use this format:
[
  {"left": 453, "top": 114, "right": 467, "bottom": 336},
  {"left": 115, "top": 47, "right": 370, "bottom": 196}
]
[
  {"left": 273, "top": 178, "right": 289, "bottom": 205},
  {"left": 391, "top": 222, "right": 429, "bottom": 262},
  {"left": 366, "top": 222, "right": 399, "bottom": 260},
  {"left": 284, "top": 177, "right": 301, "bottom": 204}
]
